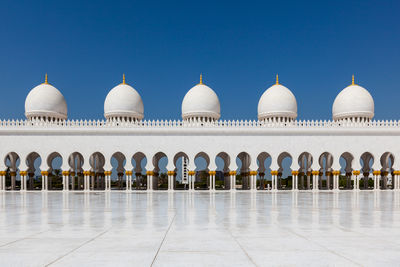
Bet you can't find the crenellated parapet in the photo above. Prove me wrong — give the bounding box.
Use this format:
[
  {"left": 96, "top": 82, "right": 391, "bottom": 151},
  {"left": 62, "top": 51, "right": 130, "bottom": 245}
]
[{"left": 1, "top": 118, "right": 400, "bottom": 129}]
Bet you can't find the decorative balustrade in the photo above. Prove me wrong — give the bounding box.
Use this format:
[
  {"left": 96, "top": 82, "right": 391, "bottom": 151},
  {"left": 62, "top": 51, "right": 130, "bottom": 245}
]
[{"left": 0, "top": 118, "right": 399, "bottom": 129}]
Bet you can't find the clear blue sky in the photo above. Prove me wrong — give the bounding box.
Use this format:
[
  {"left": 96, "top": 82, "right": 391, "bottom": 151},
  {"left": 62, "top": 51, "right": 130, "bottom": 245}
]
[{"left": 1, "top": 0, "right": 399, "bottom": 120}]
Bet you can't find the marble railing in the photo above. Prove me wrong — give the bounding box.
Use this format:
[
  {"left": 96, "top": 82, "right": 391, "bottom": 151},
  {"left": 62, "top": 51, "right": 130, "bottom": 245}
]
[{"left": 0, "top": 118, "right": 400, "bottom": 128}]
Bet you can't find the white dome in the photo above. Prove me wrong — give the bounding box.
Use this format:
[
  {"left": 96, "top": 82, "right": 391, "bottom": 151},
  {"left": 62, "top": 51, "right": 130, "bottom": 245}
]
[
  {"left": 332, "top": 81, "right": 374, "bottom": 121},
  {"left": 25, "top": 80, "right": 68, "bottom": 120},
  {"left": 181, "top": 78, "right": 220, "bottom": 120},
  {"left": 104, "top": 79, "right": 144, "bottom": 120},
  {"left": 258, "top": 81, "right": 297, "bottom": 121}
]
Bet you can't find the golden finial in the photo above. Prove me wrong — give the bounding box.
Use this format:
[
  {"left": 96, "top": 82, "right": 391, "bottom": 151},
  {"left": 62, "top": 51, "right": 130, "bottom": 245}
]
[
  {"left": 352, "top": 74, "right": 355, "bottom": 85},
  {"left": 276, "top": 74, "right": 279, "bottom": 85},
  {"left": 44, "top": 73, "right": 48, "bottom": 84},
  {"left": 199, "top": 73, "right": 203, "bottom": 84},
  {"left": 122, "top": 73, "right": 126, "bottom": 84}
]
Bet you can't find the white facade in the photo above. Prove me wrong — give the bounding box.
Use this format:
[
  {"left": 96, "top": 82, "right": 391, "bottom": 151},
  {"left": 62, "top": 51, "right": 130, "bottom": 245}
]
[{"left": 0, "top": 74, "right": 399, "bottom": 192}]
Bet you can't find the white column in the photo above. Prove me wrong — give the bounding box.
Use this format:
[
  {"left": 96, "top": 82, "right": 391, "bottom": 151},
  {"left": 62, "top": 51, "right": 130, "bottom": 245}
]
[
  {"left": 62, "top": 171, "right": 69, "bottom": 191},
  {"left": 208, "top": 171, "right": 213, "bottom": 190},
  {"left": 292, "top": 171, "right": 298, "bottom": 191},
  {"left": 353, "top": 171, "right": 360, "bottom": 191},
  {"left": 373, "top": 171, "right": 380, "bottom": 190},
  {"left": 192, "top": 172, "right": 195, "bottom": 190},
  {"left": 70, "top": 173, "right": 75, "bottom": 191},
  {"left": 188, "top": 171, "right": 195, "bottom": 191},
  {"left": 1, "top": 172, "right": 5, "bottom": 191},
  {"left": 125, "top": 171, "right": 131, "bottom": 191},
  {"left": 108, "top": 172, "right": 112, "bottom": 191},
  {"left": 271, "top": 174, "right": 275, "bottom": 190},
  {"left": 146, "top": 171, "right": 154, "bottom": 191},
  {"left": 188, "top": 173, "right": 192, "bottom": 190},
  {"left": 0, "top": 172, "right": 4, "bottom": 191},
  {"left": 271, "top": 171, "right": 278, "bottom": 191},
  {"left": 249, "top": 171, "right": 257, "bottom": 191},
  {"left": 312, "top": 171, "right": 319, "bottom": 191},
  {"left": 83, "top": 171, "right": 89, "bottom": 191},
  {"left": 167, "top": 171, "right": 174, "bottom": 191},
  {"left": 212, "top": 171, "right": 216, "bottom": 191},
  {"left": 41, "top": 171, "right": 48, "bottom": 191},
  {"left": 333, "top": 171, "right": 340, "bottom": 191},
  {"left": 20, "top": 171, "right": 27, "bottom": 191},
  {"left": 230, "top": 171, "right": 236, "bottom": 191}
]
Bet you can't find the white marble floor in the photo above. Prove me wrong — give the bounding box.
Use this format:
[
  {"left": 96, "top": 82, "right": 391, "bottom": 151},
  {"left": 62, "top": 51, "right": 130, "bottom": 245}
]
[{"left": 0, "top": 191, "right": 400, "bottom": 266}]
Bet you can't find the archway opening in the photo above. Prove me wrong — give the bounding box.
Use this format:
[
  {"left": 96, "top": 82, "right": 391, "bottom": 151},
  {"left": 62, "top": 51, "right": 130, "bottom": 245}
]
[
  {"left": 257, "top": 152, "right": 271, "bottom": 190},
  {"left": 173, "top": 152, "right": 189, "bottom": 190},
  {"left": 319, "top": 152, "right": 333, "bottom": 190},
  {"left": 89, "top": 152, "right": 105, "bottom": 190},
  {"left": 111, "top": 152, "right": 126, "bottom": 190},
  {"left": 278, "top": 152, "right": 293, "bottom": 190},
  {"left": 26, "top": 152, "right": 42, "bottom": 190},
  {"left": 339, "top": 152, "right": 354, "bottom": 190},
  {"left": 132, "top": 152, "right": 147, "bottom": 190},
  {"left": 194, "top": 152, "right": 210, "bottom": 190},
  {"left": 4, "top": 152, "right": 20, "bottom": 190},
  {"left": 215, "top": 152, "right": 230, "bottom": 190},
  {"left": 236, "top": 152, "right": 251, "bottom": 190},
  {"left": 298, "top": 152, "right": 313, "bottom": 190},
  {"left": 380, "top": 152, "right": 394, "bottom": 190},
  {"left": 360, "top": 152, "right": 374, "bottom": 190},
  {"left": 152, "top": 152, "right": 168, "bottom": 190},
  {"left": 67, "top": 152, "right": 83, "bottom": 190}
]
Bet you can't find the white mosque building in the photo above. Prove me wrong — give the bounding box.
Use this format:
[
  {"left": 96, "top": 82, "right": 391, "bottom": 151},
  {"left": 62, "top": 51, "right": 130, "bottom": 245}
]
[{"left": 0, "top": 73, "right": 399, "bottom": 192}]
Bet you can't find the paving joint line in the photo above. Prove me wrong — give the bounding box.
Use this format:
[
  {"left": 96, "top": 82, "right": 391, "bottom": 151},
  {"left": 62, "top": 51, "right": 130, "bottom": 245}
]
[
  {"left": 0, "top": 230, "right": 49, "bottom": 248},
  {"left": 227, "top": 230, "right": 258, "bottom": 267},
  {"left": 150, "top": 213, "right": 176, "bottom": 267},
  {"left": 45, "top": 227, "right": 111, "bottom": 266},
  {"left": 284, "top": 226, "right": 363, "bottom": 266}
]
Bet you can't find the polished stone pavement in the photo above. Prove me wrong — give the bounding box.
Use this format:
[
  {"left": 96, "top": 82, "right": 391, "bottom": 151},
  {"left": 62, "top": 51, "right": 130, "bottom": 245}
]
[{"left": 0, "top": 191, "right": 399, "bottom": 266}]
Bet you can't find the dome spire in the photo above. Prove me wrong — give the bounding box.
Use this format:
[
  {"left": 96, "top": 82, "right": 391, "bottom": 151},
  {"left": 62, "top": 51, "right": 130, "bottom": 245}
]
[
  {"left": 352, "top": 74, "right": 355, "bottom": 85},
  {"left": 44, "top": 73, "right": 48, "bottom": 84},
  {"left": 276, "top": 74, "right": 279, "bottom": 85},
  {"left": 199, "top": 73, "right": 203, "bottom": 85},
  {"left": 122, "top": 74, "right": 126, "bottom": 84}
]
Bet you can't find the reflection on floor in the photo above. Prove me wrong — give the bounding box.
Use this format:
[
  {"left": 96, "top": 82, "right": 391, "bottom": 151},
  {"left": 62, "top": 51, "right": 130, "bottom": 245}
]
[{"left": 0, "top": 191, "right": 399, "bottom": 266}]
